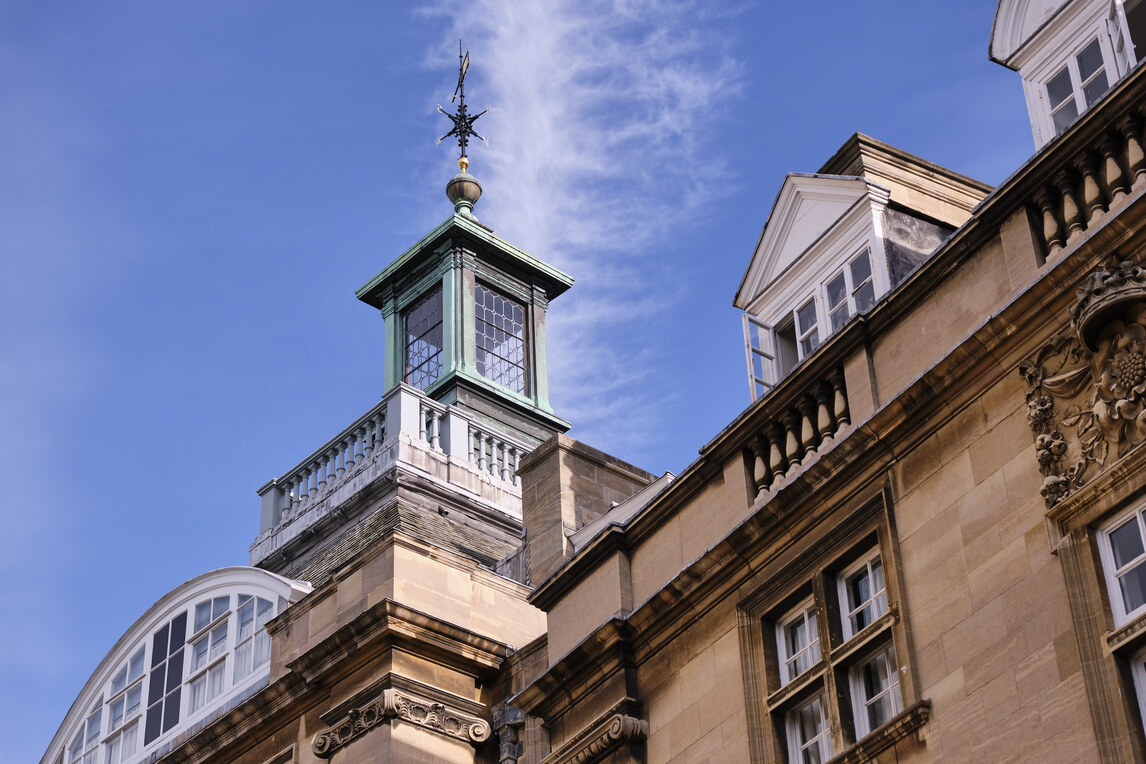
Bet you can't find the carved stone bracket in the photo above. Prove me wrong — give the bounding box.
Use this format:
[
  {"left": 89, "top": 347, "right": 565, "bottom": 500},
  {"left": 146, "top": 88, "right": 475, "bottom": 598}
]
[
  {"left": 312, "top": 688, "right": 491, "bottom": 758},
  {"left": 1020, "top": 258, "right": 1146, "bottom": 507},
  {"left": 543, "top": 713, "right": 649, "bottom": 764}
]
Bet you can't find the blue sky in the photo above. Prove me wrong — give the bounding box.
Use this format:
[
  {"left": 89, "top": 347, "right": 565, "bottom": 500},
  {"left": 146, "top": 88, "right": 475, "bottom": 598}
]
[{"left": 1, "top": 2, "right": 1033, "bottom": 760}]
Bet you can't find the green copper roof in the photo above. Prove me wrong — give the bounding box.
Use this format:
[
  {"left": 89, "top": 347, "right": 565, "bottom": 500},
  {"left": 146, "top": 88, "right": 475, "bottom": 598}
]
[{"left": 356, "top": 212, "right": 573, "bottom": 308}]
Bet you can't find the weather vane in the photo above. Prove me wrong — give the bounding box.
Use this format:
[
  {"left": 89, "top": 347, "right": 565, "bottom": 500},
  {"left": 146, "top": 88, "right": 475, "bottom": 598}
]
[{"left": 437, "top": 41, "right": 487, "bottom": 169}]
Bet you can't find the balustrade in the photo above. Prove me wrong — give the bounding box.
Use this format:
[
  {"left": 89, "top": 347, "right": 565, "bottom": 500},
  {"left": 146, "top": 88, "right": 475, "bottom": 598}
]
[
  {"left": 468, "top": 423, "right": 524, "bottom": 486},
  {"left": 1029, "top": 108, "right": 1146, "bottom": 257},
  {"left": 747, "top": 368, "right": 849, "bottom": 499},
  {"left": 261, "top": 401, "right": 387, "bottom": 526}
]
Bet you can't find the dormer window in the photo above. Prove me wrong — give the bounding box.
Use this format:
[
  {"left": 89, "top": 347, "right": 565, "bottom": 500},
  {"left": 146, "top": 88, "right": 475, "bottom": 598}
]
[
  {"left": 826, "top": 249, "right": 875, "bottom": 333},
  {"left": 1047, "top": 38, "right": 1110, "bottom": 135}
]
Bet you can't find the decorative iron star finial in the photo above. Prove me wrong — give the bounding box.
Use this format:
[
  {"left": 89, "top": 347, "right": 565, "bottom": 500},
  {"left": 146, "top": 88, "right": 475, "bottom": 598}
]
[{"left": 437, "top": 41, "right": 487, "bottom": 166}]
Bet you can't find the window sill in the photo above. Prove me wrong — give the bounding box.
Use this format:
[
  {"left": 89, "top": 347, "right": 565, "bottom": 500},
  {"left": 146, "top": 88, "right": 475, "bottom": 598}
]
[
  {"left": 830, "top": 608, "right": 896, "bottom": 664},
  {"left": 1107, "top": 610, "right": 1146, "bottom": 653},
  {"left": 828, "top": 700, "right": 931, "bottom": 764},
  {"left": 766, "top": 659, "right": 826, "bottom": 709}
]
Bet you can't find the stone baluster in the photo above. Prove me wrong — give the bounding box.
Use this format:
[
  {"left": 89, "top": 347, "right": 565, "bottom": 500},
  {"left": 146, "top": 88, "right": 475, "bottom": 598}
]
[
  {"left": 510, "top": 447, "right": 521, "bottom": 485},
  {"left": 298, "top": 468, "right": 310, "bottom": 503},
  {"left": 1100, "top": 133, "right": 1129, "bottom": 206},
  {"left": 500, "top": 441, "right": 510, "bottom": 481},
  {"left": 783, "top": 409, "right": 802, "bottom": 475},
  {"left": 335, "top": 445, "right": 346, "bottom": 481},
  {"left": 1076, "top": 155, "right": 1105, "bottom": 224},
  {"left": 1056, "top": 172, "right": 1084, "bottom": 241},
  {"left": 346, "top": 432, "right": 358, "bottom": 470},
  {"left": 476, "top": 430, "right": 488, "bottom": 471},
  {"left": 362, "top": 423, "right": 374, "bottom": 458},
  {"left": 1122, "top": 114, "right": 1146, "bottom": 189},
  {"left": 767, "top": 422, "right": 785, "bottom": 483},
  {"left": 485, "top": 435, "right": 495, "bottom": 476},
  {"left": 814, "top": 382, "right": 834, "bottom": 445},
  {"left": 750, "top": 436, "right": 769, "bottom": 498},
  {"left": 317, "top": 456, "right": 329, "bottom": 492},
  {"left": 418, "top": 404, "right": 429, "bottom": 442},
  {"left": 798, "top": 396, "right": 818, "bottom": 455},
  {"left": 830, "top": 369, "right": 849, "bottom": 428},
  {"left": 1034, "top": 187, "right": 1064, "bottom": 254},
  {"left": 429, "top": 409, "right": 441, "bottom": 451},
  {"left": 285, "top": 475, "right": 296, "bottom": 512}
]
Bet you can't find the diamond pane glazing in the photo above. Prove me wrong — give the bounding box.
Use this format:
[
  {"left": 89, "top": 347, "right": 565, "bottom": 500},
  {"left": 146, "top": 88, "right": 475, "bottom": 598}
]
[
  {"left": 404, "top": 287, "right": 444, "bottom": 391},
  {"left": 475, "top": 285, "right": 526, "bottom": 394}
]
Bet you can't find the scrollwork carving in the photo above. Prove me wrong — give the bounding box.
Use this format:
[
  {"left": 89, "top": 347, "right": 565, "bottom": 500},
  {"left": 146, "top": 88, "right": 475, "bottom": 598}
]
[
  {"left": 312, "top": 688, "right": 492, "bottom": 758},
  {"left": 1020, "top": 258, "right": 1146, "bottom": 507}
]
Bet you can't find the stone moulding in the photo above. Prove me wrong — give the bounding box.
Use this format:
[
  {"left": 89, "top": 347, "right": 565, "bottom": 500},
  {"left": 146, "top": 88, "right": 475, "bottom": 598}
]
[
  {"left": 311, "top": 688, "right": 491, "bottom": 758},
  {"left": 831, "top": 700, "right": 930, "bottom": 764},
  {"left": 542, "top": 713, "right": 649, "bottom": 764}
]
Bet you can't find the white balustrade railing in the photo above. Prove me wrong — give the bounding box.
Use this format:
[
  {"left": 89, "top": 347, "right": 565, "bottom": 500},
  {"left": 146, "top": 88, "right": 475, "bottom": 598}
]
[
  {"left": 258, "top": 399, "right": 386, "bottom": 530},
  {"left": 257, "top": 384, "right": 533, "bottom": 534},
  {"left": 468, "top": 422, "right": 526, "bottom": 485}
]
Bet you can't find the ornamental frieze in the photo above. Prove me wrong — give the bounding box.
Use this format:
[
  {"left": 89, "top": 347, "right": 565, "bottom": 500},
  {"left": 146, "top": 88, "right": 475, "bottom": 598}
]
[
  {"left": 311, "top": 688, "right": 491, "bottom": 758},
  {"left": 1020, "top": 259, "right": 1146, "bottom": 507}
]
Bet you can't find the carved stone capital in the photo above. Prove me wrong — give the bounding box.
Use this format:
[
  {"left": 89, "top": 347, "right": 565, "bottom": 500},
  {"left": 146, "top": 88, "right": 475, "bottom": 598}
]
[
  {"left": 312, "top": 688, "right": 491, "bottom": 758},
  {"left": 543, "top": 713, "right": 649, "bottom": 764}
]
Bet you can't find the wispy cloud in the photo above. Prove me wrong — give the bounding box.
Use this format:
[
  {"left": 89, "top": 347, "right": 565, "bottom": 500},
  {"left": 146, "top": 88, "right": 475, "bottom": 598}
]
[{"left": 425, "top": 0, "right": 743, "bottom": 465}]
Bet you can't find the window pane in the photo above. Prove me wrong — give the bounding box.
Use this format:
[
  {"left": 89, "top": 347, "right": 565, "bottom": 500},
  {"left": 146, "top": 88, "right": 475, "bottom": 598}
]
[
  {"left": 194, "top": 602, "right": 211, "bottom": 634},
  {"left": 144, "top": 706, "right": 162, "bottom": 745},
  {"left": 126, "top": 685, "right": 141, "bottom": 718},
  {"left": 254, "top": 631, "right": 271, "bottom": 669},
  {"left": 1077, "top": 39, "right": 1104, "bottom": 80},
  {"left": 235, "top": 641, "right": 253, "bottom": 682},
  {"left": 191, "top": 638, "right": 209, "bottom": 673},
  {"left": 1120, "top": 563, "right": 1146, "bottom": 613},
  {"left": 128, "top": 649, "right": 145, "bottom": 683},
  {"left": 1047, "top": 67, "right": 1074, "bottom": 107},
  {"left": 105, "top": 735, "right": 120, "bottom": 764},
  {"left": 1052, "top": 99, "right": 1080, "bottom": 134},
  {"left": 830, "top": 304, "right": 850, "bottom": 333},
  {"left": 854, "top": 281, "right": 876, "bottom": 313},
  {"left": 404, "top": 287, "right": 444, "bottom": 391},
  {"left": 111, "top": 667, "right": 127, "bottom": 696},
  {"left": 475, "top": 285, "right": 527, "bottom": 394},
  {"left": 800, "top": 330, "right": 819, "bottom": 357},
  {"left": 1111, "top": 518, "right": 1145, "bottom": 568},
  {"left": 826, "top": 273, "right": 847, "bottom": 309},
  {"left": 213, "top": 596, "right": 229, "bottom": 620},
  {"left": 151, "top": 626, "right": 169, "bottom": 668},
  {"left": 1083, "top": 69, "right": 1110, "bottom": 108},
  {"left": 188, "top": 676, "right": 205, "bottom": 713},
  {"left": 162, "top": 689, "right": 181, "bottom": 732},
  {"left": 110, "top": 697, "right": 124, "bottom": 732},
  {"left": 256, "top": 598, "right": 274, "bottom": 628},
  {"left": 210, "top": 623, "right": 228, "bottom": 661},
  {"left": 850, "top": 251, "right": 872, "bottom": 284},
  {"left": 147, "top": 666, "right": 165, "bottom": 706},
  {"left": 797, "top": 300, "right": 817, "bottom": 334},
  {"left": 238, "top": 601, "right": 254, "bottom": 641}
]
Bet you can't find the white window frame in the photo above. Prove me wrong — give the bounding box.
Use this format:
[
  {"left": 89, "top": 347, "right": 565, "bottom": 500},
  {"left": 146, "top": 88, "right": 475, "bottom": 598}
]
[
  {"left": 837, "top": 549, "right": 889, "bottom": 640},
  {"left": 776, "top": 600, "right": 821, "bottom": 686},
  {"left": 824, "top": 247, "right": 876, "bottom": 334},
  {"left": 743, "top": 313, "right": 777, "bottom": 401},
  {"left": 103, "top": 646, "right": 144, "bottom": 762},
  {"left": 1098, "top": 506, "right": 1146, "bottom": 626},
  {"left": 848, "top": 643, "right": 903, "bottom": 739},
  {"left": 784, "top": 693, "right": 832, "bottom": 764},
  {"left": 1044, "top": 36, "right": 1113, "bottom": 136},
  {"left": 186, "top": 605, "right": 230, "bottom": 716},
  {"left": 233, "top": 594, "right": 274, "bottom": 683},
  {"left": 68, "top": 700, "right": 102, "bottom": 764}
]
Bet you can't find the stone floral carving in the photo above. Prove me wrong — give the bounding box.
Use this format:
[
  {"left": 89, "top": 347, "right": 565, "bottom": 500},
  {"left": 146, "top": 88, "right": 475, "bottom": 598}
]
[
  {"left": 1020, "top": 259, "right": 1146, "bottom": 507},
  {"left": 312, "top": 688, "right": 491, "bottom": 758},
  {"left": 547, "top": 713, "right": 649, "bottom": 764}
]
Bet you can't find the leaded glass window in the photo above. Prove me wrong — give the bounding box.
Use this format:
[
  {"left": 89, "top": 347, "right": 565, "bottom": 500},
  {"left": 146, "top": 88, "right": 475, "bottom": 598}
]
[
  {"left": 404, "top": 287, "right": 444, "bottom": 391},
  {"left": 475, "top": 285, "right": 527, "bottom": 394}
]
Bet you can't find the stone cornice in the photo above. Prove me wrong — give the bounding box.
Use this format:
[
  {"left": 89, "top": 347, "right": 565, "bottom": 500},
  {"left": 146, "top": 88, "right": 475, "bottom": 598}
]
[
  {"left": 513, "top": 620, "right": 633, "bottom": 720},
  {"left": 311, "top": 687, "right": 491, "bottom": 758},
  {"left": 541, "top": 711, "right": 649, "bottom": 764},
  {"left": 284, "top": 598, "right": 507, "bottom": 690}
]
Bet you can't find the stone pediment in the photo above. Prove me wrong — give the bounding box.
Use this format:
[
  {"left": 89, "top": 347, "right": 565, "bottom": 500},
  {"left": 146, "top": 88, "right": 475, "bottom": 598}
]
[
  {"left": 990, "top": 0, "right": 1073, "bottom": 66},
  {"left": 734, "top": 174, "right": 871, "bottom": 311}
]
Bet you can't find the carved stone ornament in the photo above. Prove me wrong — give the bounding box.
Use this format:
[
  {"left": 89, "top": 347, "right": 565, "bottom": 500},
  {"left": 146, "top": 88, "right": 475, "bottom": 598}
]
[
  {"left": 311, "top": 688, "right": 491, "bottom": 758},
  {"left": 1020, "top": 259, "right": 1146, "bottom": 507},
  {"left": 546, "top": 713, "right": 649, "bottom": 764}
]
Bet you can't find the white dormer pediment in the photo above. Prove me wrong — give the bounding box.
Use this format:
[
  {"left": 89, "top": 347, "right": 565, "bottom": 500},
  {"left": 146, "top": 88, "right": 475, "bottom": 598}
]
[
  {"left": 991, "top": 0, "right": 1074, "bottom": 66},
  {"left": 734, "top": 175, "right": 878, "bottom": 311}
]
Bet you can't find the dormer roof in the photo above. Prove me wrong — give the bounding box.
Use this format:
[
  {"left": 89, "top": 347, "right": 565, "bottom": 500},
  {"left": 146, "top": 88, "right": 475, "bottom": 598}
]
[
  {"left": 990, "top": 0, "right": 1074, "bottom": 66},
  {"left": 733, "top": 174, "right": 876, "bottom": 311}
]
